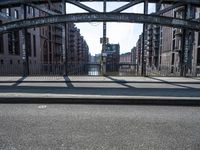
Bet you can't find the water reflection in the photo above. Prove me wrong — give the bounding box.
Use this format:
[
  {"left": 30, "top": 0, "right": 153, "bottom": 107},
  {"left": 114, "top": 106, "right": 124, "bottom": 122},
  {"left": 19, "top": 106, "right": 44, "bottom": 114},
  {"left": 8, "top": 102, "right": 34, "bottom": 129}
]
[
  {"left": 88, "top": 65, "right": 137, "bottom": 76},
  {"left": 88, "top": 65, "right": 100, "bottom": 76}
]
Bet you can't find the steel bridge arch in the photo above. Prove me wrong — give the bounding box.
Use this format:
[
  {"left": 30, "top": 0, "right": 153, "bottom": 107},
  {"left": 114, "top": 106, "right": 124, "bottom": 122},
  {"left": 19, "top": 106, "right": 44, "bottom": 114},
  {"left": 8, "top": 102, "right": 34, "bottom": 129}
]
[
  {"left": 0, "top": 0, "right": 200, "bottom": 8},
  {"left": 0, "top": 13, "right": 200, "bottom": 34}
]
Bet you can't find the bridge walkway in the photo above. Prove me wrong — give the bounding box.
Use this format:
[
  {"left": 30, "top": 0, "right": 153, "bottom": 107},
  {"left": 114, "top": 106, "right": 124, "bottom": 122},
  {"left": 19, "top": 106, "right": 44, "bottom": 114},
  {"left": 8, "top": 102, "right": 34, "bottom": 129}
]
[{"left": 0, "top": 76, "right": 200, "bottom": 105}]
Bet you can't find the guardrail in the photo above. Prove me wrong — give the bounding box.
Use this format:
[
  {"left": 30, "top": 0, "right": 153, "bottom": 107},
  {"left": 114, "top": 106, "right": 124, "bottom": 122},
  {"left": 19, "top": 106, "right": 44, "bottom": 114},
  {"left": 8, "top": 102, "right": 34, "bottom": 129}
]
[{"left": 0, "top": 63, "right": 199, "bottom": 77}]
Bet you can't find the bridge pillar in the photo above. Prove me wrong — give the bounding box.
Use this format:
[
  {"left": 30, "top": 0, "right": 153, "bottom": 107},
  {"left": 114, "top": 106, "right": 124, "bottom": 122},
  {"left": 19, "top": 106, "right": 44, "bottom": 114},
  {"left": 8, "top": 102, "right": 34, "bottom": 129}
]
[
  {"left": 101, "top": 0, "right": 107, "bottom": 75},
  {"left": 180, "top": 4, "right": 193, "bottom": 77},
  {"left": 62, "top": 0, "right": 68, "bottom": 75},
  {"left": 141, "top": 0, "right": 148, "bottom": 76},
  {"left": 21, "top": 4, "right": 29, "bottom": 76}
]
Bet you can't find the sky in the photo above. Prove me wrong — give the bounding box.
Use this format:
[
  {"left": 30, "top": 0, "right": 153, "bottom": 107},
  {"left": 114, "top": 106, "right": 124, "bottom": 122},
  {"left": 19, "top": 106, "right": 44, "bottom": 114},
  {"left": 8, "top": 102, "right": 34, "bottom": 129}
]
[{"left": 66, "top": 2, "right": 155, "bottom": 55}]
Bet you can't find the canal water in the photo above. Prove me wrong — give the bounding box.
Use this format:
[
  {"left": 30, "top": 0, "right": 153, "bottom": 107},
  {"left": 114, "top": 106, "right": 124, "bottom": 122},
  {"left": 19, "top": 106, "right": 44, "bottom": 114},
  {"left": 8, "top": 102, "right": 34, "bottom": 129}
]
[
  {"left": 88, "top": 65, "right": 137, "bottom": 76},
  {"left": 88, "top": 65, "right": 101, "bottom": 76}
]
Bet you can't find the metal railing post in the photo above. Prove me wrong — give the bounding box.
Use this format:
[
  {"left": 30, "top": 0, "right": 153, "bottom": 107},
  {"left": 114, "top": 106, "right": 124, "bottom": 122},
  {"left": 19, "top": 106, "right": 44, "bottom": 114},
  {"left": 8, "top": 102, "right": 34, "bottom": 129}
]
[{"left": 141, "top": 0, "right": 148, "bottom": 76}]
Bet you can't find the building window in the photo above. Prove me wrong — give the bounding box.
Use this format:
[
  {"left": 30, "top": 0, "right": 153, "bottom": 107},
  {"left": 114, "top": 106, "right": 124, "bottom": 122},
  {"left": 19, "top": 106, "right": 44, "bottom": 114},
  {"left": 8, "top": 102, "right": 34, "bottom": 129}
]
[
  {"left": 197, "top": 48, "right": 200, "bottom": 66},
  {"left": 10, "top": 60, "right": 13, "bottom": 65},
  {"left": 49, "top": 30, "right": 51, "bottom": 40},
  {"left": 172, "top": 39, "right": 175, "bottom": 50},
  {"left": 0, "top": 35, "right": 3, "bottom": 53},
  {"left": 43, "top": 41, "right": 48, "bottom": 63},
  {"left": 171, "top": 53, "right": 175, "bottom": 65},
  {"left": 27, "top": 33, "right": 32, "bottom": 57},
  {"left": 160, "top": 56, "right": 162, "bottom": 65},
  {"left": 30, "top": 7, "right": 33, "bottom": 15},
  {"left": 0, "top": 59, "right": 3, "bottom": 65},
  {"left": 33, "top": 9, "right": 35, "bottom": 17},
  {"left": 6, "top": 8, "right": 11, "bottom": 16},
  {"left": 174, "top": 11, "right": 177, "bottom": 18},
  {"left": 8, "top": 31, "right": 20, "bottom": 55},
  {"left": 14, "top": 10, "right": 19, "bottom": 19},
  {"left": 198, "top": 32, "right": 200, "bottom": 46},
  {"left": 8, "top": 33, "right": 13, "bottom": 54},
  {"left": 14, "top": 31, "right": 20, "bottom": 55},
  {"left": 33, "top": 35, "right": 36, "bottom": 57},
  {"left": 171, "top": 66, "right": 174, "bottom": 73},
  {"left": 0, "top": 21, "right": 3, "bottom": 54},
  {"left": 27, "top": 6, "right": 31, "bottom": 14}
]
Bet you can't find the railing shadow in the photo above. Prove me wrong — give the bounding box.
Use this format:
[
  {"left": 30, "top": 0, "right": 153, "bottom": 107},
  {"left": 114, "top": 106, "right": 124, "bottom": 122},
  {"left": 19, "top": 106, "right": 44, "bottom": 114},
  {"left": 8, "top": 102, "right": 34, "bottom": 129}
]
[
  {"left": 12, "top": 76, "right": 27, "bottom": 87},
  {"left": 0, "top": 76, "right": 200, "bottom": 98},
  {"left": 63, "top": 76, "right": 74, "bottom": 88},
  {"left": 147, "top": 76, "right": 195, "bottom": 89},
  {"left": 103, "top": 75, "right": 135, "bottom": 88}
]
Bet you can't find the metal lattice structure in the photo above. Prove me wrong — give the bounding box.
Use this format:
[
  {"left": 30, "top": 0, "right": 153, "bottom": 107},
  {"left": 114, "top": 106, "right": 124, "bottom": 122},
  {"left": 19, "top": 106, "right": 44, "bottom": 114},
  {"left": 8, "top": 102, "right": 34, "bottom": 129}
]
[
  {"left": 0, "top": 0, "right": 200, "bottom": 33},
  {"left": 0, "top": 0, "right": 200, "bottom": 76}
]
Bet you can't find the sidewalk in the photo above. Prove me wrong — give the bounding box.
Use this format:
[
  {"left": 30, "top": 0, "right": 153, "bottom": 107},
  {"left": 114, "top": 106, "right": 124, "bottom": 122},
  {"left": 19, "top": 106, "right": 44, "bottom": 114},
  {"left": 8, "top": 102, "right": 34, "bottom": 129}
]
[
  {"left": 0, "top": 76, "right": 200, "bottom": 105},
  {"left": 0, "top": 76, "right": 200, "bottom": 83}
]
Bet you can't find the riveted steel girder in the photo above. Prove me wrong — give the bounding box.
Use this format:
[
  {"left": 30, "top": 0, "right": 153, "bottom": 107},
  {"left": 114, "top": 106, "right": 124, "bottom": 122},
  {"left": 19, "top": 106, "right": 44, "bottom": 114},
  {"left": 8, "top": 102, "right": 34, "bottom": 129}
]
[
  {"left": 67, "top": 0, "right": 99, "bottom": 13},
  {"left": 111, "top": 0, "right": 144, "bottom": 13},
  {"left": 0, "top": 13, "right": 199, "bottom": 34},
  {"left": 0, "top": 0, "right": 200, "bottom": 8},
  {"left": 154, "top": 3, "right": 184, "bottom": 15},
  {"left": 27, "top": 3, "right": 59, "bottom": 15}
]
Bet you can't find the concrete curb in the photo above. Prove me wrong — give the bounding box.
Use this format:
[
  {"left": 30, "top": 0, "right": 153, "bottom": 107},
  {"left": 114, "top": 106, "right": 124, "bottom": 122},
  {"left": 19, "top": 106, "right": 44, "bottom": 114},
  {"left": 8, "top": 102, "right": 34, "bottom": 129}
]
[
  {"left": 1, "top": 80, "right": 200, "bottom": 84},
  {"left": 0, "top": 96, "right": 200, "bottom": 106}
]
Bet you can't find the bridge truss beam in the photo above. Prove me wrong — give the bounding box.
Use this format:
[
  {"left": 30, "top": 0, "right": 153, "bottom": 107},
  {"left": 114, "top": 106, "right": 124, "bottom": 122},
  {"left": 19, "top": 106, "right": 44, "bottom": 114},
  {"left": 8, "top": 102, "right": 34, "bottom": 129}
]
[
  {"left": 0, "top": 13, "right": 199, "bottom": 34},
  {"left": 154, "top": 3, "right": 184, "bottom": 15},
  {"left": 111, "top": 0, "right": 144, "bottom": 13},
  {"left": 0, "top": 0, "right": 200, "bottom": 8},
  {"left": 26, "top": 3, "right": 59, "bottom": 15},
  {"left": 67, "top": 0, "right": 99, "bottom": 13}
]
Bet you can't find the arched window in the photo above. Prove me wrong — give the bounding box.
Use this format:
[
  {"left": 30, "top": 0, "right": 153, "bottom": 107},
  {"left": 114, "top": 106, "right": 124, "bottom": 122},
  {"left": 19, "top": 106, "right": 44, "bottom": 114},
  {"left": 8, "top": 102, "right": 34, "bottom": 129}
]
[
  {"left": 0, "top": 21, "right": 3, "bottom": 54},
  {"left": 43, "top": 40, "right": 48, "bottom": 63}
]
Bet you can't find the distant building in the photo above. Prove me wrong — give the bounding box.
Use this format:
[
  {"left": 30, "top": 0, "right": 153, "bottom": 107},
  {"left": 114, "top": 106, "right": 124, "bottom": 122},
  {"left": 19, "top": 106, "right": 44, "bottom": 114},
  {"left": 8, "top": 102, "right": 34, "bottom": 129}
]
[
  {"left": 66, "top": 24, "right": 89, "bottom": 74},
  {"left": 105, "top": 43, "right": 120, "bottom": 72},
  {"left": 135, "top": 34, "right": 143, "bottom": 74},
  {"left": 94, "top": 54, "right": 101, "bottom": 63},
  {"left": 146, "top": 24, "right": 160, "bottom": 70},
  {"left": 120, "top": 52, "right": 132, "bottom": 63},
  {"left": 131, "top": 47, "right": 137, "bottom": 65},
  {"left": 39, "top": 3, "right": 64, "bottom": 75},
  {"left": 88, "top": 53, "right": 92, "bottom": 62}
]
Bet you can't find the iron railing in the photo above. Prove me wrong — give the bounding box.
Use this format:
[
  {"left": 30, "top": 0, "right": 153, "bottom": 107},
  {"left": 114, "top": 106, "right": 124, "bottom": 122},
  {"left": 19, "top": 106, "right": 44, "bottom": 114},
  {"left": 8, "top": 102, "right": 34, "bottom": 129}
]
[
  {"left": 0, "top": 63, "right": 200, "bottom": 77},
  {"left": 0, "top": 63, "right": 88, "bottom": 76}
]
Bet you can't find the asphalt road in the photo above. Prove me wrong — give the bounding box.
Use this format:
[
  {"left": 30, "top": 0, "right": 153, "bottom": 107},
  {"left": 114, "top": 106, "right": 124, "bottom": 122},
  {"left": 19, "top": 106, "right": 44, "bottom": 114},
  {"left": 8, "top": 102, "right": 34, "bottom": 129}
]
[{"left": 0, "top": 104, "right": 200, "bottom": 150}]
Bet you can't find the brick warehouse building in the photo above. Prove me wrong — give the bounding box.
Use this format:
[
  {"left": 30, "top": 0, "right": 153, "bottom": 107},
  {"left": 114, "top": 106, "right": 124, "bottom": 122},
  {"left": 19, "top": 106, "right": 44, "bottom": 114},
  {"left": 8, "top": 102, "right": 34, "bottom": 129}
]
[
  {"left": 105, "top": 43, "right": 120, "bottom": 72},
  {"left": 66, "top": 24, "right": 89, "bottom": 74},
  {"left": 0, "top": 3, "right": 89, "bottom": 75},
  {"left": 120, "top": 52, "right": 132, "bottom": 63},
  {"left": 135, "top": 5, "right": 200, "bottom": 76},
  {"left": 0, "top": 5, "right": 41, "bottom": 75}
]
